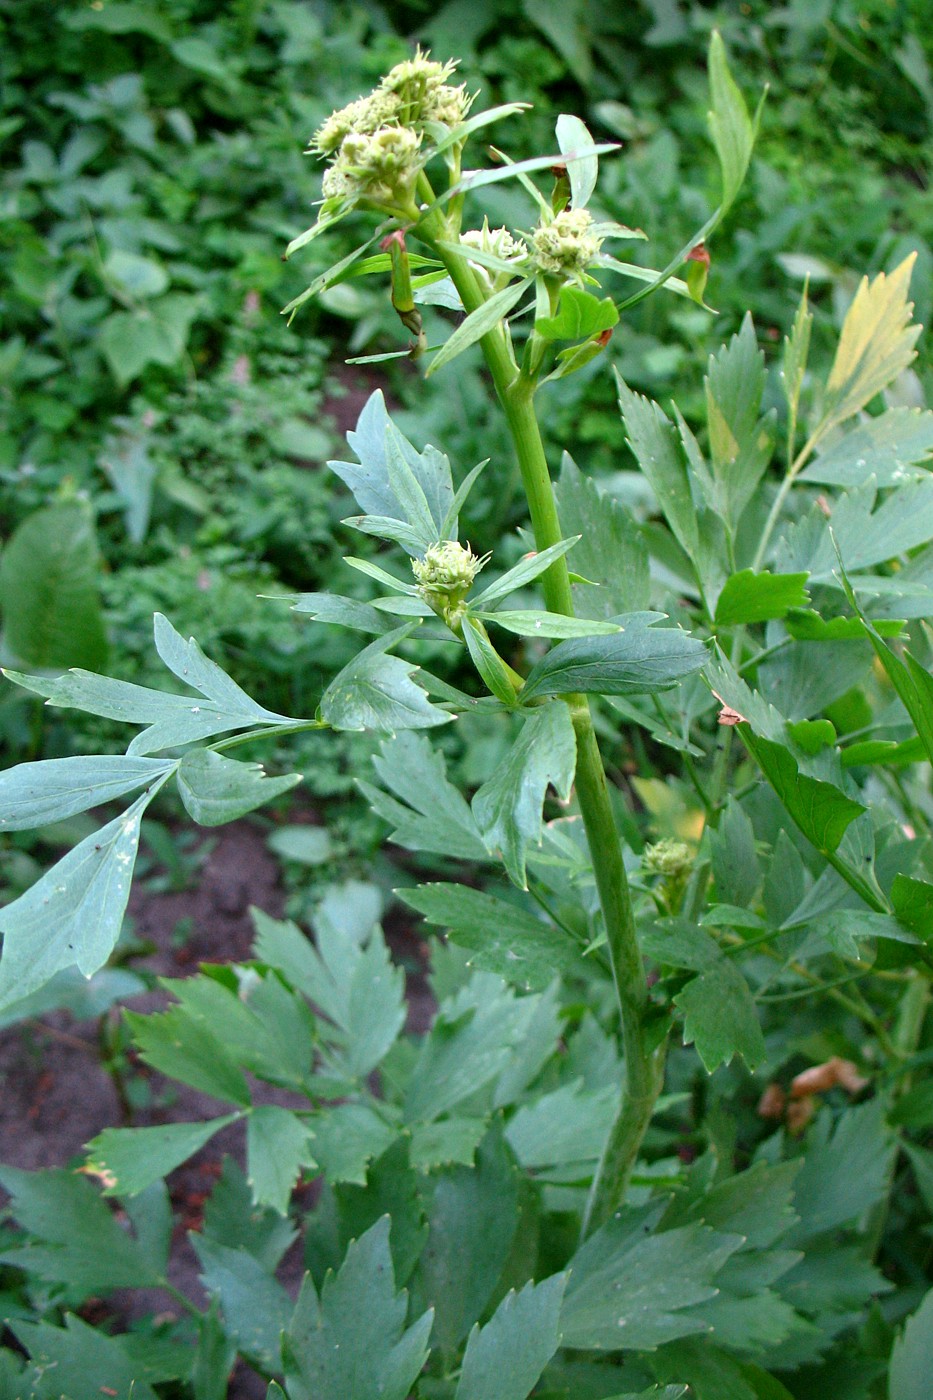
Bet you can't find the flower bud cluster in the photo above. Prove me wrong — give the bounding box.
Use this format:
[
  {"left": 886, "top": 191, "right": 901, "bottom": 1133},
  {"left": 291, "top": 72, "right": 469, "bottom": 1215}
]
[
  {"left": 412, "top": 540, "right": 489, "bottom": 628},
  {"left": 310, "top": 49, "right": 474, "bottom": 214},
  {"left": 644, "top": 839, "right": 693, "bottom": 879},
  {"left": 531, "top": 207, "right": 603, "bottom": 279},
  {"left": 462, "top": 219, "right": 528, "bottom": 265}
]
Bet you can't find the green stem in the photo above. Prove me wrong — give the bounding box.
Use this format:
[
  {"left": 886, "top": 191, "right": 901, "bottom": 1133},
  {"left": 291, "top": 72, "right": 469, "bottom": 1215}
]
[{"left": 431, "top": 228, "right": 663, "bottom": 1233}]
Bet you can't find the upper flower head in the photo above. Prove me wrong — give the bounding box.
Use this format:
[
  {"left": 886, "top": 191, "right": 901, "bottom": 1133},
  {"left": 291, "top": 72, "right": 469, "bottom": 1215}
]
[
  {"left": 462, "top": 219, "right": 528, "bottom": 265},
  {"left": 323, "top": 125, "right": 423, "bottom": 210},
  {"left": 412, "top": 540, "right": 489, "bottom": 626},
  {"left": 531, "top": 207, "right": 603, "bottom": 279}
]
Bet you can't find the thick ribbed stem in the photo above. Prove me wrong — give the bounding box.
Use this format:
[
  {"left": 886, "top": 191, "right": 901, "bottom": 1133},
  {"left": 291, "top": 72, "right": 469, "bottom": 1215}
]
[{"left": 431, "top": 232, "right": 665, "bottom": 1232}]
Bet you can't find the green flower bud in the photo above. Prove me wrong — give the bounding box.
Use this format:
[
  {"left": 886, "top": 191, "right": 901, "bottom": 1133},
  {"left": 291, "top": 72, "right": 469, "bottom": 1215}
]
[
  {"left": 329, "top": 126, "right": 423, "bottom": 210},
  {"left": 531, "top": 207, "right": 603, "bottom": 279},
  {"left": 644, "top": 839, "right": 693, "bottom": 878},
  {"left": 462, "top": 219, "right": 528, "bottom": 265},
  {"left": 412, "top": 540, "right": 489, "bottom": 628}
]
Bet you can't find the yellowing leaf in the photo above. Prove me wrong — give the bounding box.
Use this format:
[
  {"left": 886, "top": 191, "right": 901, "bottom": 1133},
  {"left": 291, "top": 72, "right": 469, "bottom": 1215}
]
[{"left": 821, "top": 254, "right": 921, "bottom": 432}]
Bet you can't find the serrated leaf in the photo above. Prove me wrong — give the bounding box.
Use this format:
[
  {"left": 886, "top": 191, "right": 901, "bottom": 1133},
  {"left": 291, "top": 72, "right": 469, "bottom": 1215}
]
[
  {"left": 126, "top": 1003, "right": 252, "bottom": 1105},
  {"left": 85, "top": 1117, "right": 240, "bottom": 1198},
  {"left": 521, "top": 614, "right": 706, "bottom": 703},
  {"left": 472, "top": 702, "right": 576, "bottom": 887},
  {"left": 616, "top": 375, "right": 698, "bottom": 556},
  {"left": 790, "top": 1099, "right": 894, "bottom": 1240},
  {"left": 177, "top": 749, "right": 300, "bottom": 826},
  {"left": 202, "top": 1158, "right": 296, "bottom": 1272},
  {"left": 714, "top": 570, "right": 809, "bottom": 626},
  {"left": 283, "top": 1218, "right": 433, "bottom": 1400},
  {"left": 427, "top": 279, "right": 531, "bottom": 377},
  {"left": 417, "top": 1127, "right": 519, "bottom": 1358},
  {"left": 0, "top": 500, "right": 108, "bottom": 670},
  {"left": 362, "top": 732, "right": 488, "bottom": 861},
  {"left": 783, "top": 284, "right": 813, "bottom": 419},
  {"left": 554, "top": 454, "right": 650, "bottom": 617},
  {"left": 705, "top": 315, "right": 775, "bottom": 531},
  {"left": 561, "top": 1204, "right": 742, "bottom": 1350},
  {"left": 820, "top": 255, "right": 921, "bottom": 433},
  {"left": 329, "top": 391, "right": 455, "bottom": 540},
  {"left": 800, "top": 406, "right": 933, "bottom": 487},
  {"left": 456, "top": 1274, "right": 567, "bottom": 1400},
  {"left": 0, "top": 754, "right": 173, "bottom": 831},
  {"left": 247, "top": 1106, "right": 316, "bottom": 1216},
  {"left": 400, "top": 882, "right": 579, "bottom": 991},
  {"left": 331, "top": 1139, "right": 428, "bottom": 1288},
  {"left": 738, "top": 731, "right": 865, "bottom": 854},
  {"left": 321, "top": 630, "right": 452, "bottom": 732},
  {"left": 252, "top": 907, "right": 404, "bottom": 1079},
  {"left": 505, "top": 1082, "right": 617, "bottom": 1170},
  {"left": 888, "top": 1288, "right": 933, "bottom": 1400},
  {"left": 9, "top": 1315, "right": 159, "bottom": 1400},
  {"left": 0, "top": 787, "right": 159, "bottom": 1011},
  {"left": 0, "top": 1166, "right": 162, "bottom": 1296},
  {"left": 404, "top": 985, "right": 534, "bottom": 1125},
  {"left": 194, "top": 1236, "right": 292, "bottom": 1372},
  {"left": 708, "top": 31, "right": 756, "bottom": 209},
  {"left": 409, "top": 1118, "right": 489, "bottom": 1171},
  {"left": 674, "top": 960, "right": 765, "bottom": 1072}
]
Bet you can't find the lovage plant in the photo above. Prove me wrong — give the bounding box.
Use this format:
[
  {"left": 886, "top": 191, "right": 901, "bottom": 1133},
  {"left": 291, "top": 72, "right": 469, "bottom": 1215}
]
[{"left": 1, "top": 35, "right": 932, "bottom": 1400}]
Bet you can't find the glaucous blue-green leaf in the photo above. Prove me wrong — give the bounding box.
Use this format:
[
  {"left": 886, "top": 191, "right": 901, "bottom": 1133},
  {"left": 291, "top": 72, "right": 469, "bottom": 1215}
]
[
  {"left": 0, "top": 785, "right": 161, "bottom": 1012},
  {"left": 560, "top": 1203, "right": 742, "bottom": 1350},
  {"left": 247, "top": 1106, "right": 316, "bottom": 1216},
  {"left": 783, "top": 284, "right": 812, "bottom": 420},
  {"left": 289, "top": 591, "right": 391, "bottom": 635},
  {"left": 704, "top": 315, "right": 775, "bottom": 531},
  {"left": 400, "top": 882, "right": 580, "bottom": 991},
  {"left": 521, "top": 614, "right": 706, "bottom": 703},
  {"left": 410, "top": 1118, "right": 489, "bottom": 1171},
  {"left": 0, "top": 754, "right": 173, "bottom": 831},
  {"left": 623, "top": 377, "right": 698, "bottom": 558},
  {"left": 8, "top": 1316, "right": 159, "bottom": 1400},
  {"left": 0, "top": 1165, "right": 163, "bottom": 1295},
  {"left": 332, "top": 1139, "right": 429, "bottom": 1289},
  {"left": 889, "top": 1286, "right": 933, "bottom": 1400},
  {"left": 310, "top": 1103, "right": 396, "bottom": 1186},
  {"left": 0, "top": 500, "right": 108, "bottom": 670},
  {"left": 177, "top": 749, "right": 300, "bottom": 826},
  {"left": 125, "top": 1003, "right": 251, "bottom": 1105},
  {"left": 416, "top": 1127, "right": 519, "bottom": 1359},
  {"left": 714, "top": 569, "right": 809, "bottom": 627},
  {"left": 472, "top": 701, "right": 576, "bottom": 887},
  {"left": 282, "top": 1218, "right": 433, "bottom": 1400},
  {"left": 801, "top": 478, "right": 933, "bottom": 582},
  {"left": 321, "top": 630, "right": 452, "bottom": 732},
  {"left": 456, "top": 1274, "right": 567, "bottom": 1400},
  {"left": 252, "top": 904, "right": 405, "bottom": 1079},
  {"left": 5, "top": 615, "right": 293, "bottom": 755},
  {"left": 361, "top": 732, "right": 489, "bottom": 861},
  {"left": 789, "top": 1099, "right": 895, "bottom": 1241},
  {"left": 800, "top": 407, "right": 933, "bottom": 488},
  {"left": 330, "top": 389, "right": 454, "bottom": 537},
  {"left": 674, "top": 960, "right": 765, "bottom": 1072},
  {"left": 84, "top": 1117, "right": 240, "bottom": 1198},
  {"left": 471, "top": 536, "right": 580, "bottom": 609},
  {"left": 476, "top": 608, "right": 622, "bottom": 639},
  {"left": 505, "top": 1082, "right": 617, "bottom": 1171},
  {"left": 194, "top": 1236, "right": 293, "bottom": 1372},
  {"left": 554, "top": 454, "right": 650, "bottom": 616},
  {"left": 404, "top": 981, "right": 535, "bottom": 1125}
]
